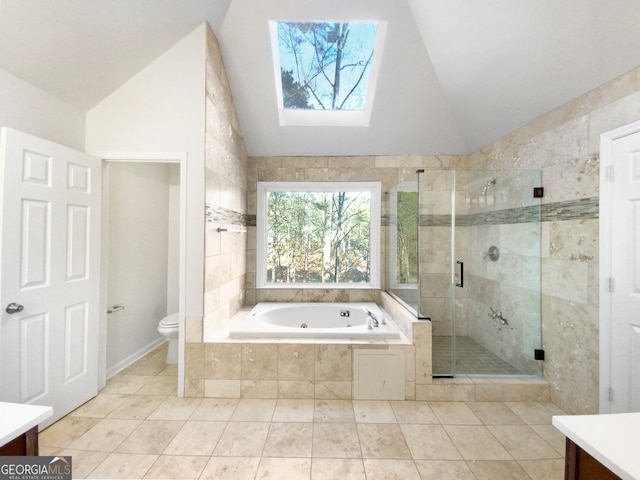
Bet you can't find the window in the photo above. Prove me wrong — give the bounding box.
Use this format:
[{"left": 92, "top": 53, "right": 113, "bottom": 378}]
[
  {"left": 269, "top": 21, "right": 387, "bottom": 126},
  {"left": 257, "top": 182, "right": 381, "bottom": 288}
]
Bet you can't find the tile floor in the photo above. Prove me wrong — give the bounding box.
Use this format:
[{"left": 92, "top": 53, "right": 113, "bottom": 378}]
[
  {"left": 432, "top": 336, "right": 524, "bottom": 376},
  {"left": 39, "top": 345, "right": 567, "bottom": 479}
]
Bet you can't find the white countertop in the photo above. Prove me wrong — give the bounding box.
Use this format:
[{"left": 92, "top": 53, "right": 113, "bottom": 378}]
[
  {"left": 553, "top": 412, "right": 640, "bottom": 480},
  {"left": 0, "top": 401, "right": 53, "bottom": 445}
]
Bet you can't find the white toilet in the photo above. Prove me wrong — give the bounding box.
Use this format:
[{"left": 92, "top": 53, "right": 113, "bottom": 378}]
[{"left": 158, "top": 312, "right": 179, "bottom": 364}]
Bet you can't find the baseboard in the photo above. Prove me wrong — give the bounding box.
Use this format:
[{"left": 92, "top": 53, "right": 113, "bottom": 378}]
[{"left": 106, "top": 337, "right": 167, "bottom": 379}]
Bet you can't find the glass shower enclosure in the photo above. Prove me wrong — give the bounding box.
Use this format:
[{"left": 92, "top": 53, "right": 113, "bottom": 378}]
[
  {"left": 386, "top": 169, "right": 543, "bottom": 377},
  {"left": 386, "top": 178, "right": 421, "bottom": 314}
]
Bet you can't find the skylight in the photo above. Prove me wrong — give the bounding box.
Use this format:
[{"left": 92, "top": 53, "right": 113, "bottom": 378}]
[{"left": 270, "top": 20, "right": 386, "bottom": 126}]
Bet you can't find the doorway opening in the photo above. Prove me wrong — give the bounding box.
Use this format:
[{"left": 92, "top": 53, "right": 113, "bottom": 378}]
[{"left": 100, "top": 153, "right": 187, "bottom": 397}]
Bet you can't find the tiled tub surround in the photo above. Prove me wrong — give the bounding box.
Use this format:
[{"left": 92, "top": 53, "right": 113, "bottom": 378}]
[
  {"left": 200, "top": 294, "right": 425, "bottom": 400},
  {"left": 193, "top": 293, "right": 549, "bottom": 403}
]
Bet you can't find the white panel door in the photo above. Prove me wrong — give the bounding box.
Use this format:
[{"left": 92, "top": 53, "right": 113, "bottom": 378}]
[
  {"left": 0, "top": 127, "right": 101, "bottom": 427},
  {"left": 609, "top": 129, "right": 640, "bottom": 413}
]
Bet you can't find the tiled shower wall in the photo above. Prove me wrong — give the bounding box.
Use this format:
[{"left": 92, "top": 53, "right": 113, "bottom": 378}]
[
  {"left": 458, "top": 171, "right": 543, "bottom": 377},
  {"left": 466, "top": 66, "right": 640, "bottom": 414},
  {"left": 419, "top": 170, "right": 543, "bottom": 376},
  {"left": 185, "top": 26, "right": 249, "bottom": 396}
]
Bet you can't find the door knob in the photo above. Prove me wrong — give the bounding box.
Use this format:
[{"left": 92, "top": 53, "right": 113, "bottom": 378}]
[{"left": 6, "top": 303, "right": 24, "bottom": 314}]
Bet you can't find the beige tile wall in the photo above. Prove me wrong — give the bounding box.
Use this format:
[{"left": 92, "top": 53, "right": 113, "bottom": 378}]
[
  {"left": 242, "top": 66, "right": 640, "bottom": 413},
  {"left": 202, "top": 338, "right": 419, "bottom": 400},
  {"left": 186, "top": 23, "right": 640, "bottom": 413},
  {"left": 460, "top": 169, "right": 543, "bottom": 376},
  {"left": 245, "top": 155, "right": 460, "bottom": 305},
  {"left": 185, "top": 25, "right": 249, "bottom": 396},
  {"left": 466, "top": 66, "right": 640, "bottom": 414}
]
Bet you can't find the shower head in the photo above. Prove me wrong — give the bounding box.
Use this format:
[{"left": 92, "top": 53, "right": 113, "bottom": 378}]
[{"left": 481, "top": 178, "right": 497, "bottom": 196}]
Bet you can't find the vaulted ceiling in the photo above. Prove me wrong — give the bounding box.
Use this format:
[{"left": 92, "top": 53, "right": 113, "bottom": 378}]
[{"left": 1, "top": 0, "right": 639, "bottom": 156}]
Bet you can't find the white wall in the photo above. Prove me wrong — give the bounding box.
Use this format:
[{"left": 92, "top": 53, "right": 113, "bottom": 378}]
[
  {"left": 0, "top": 68, "right": 85, "bottom": 150},
  {"left": 167, "top": 165, "right": 181, "bottom": 314},
  {"left": 86, "top": 23, "right": 207, "bottom": 317},
  {"left": 106, "top": 162, "right": 179, "bottom": 373}
]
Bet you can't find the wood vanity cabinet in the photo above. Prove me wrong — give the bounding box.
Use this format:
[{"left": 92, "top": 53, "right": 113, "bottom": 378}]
[
  {"left": 565, "top": 437, "right": 621, "bottom": 480},
  {"left": 554, "top": 413, "right": 638, "bottom": 480},
  {"left": 0, "top": 426, "right": 39, "bottom": 456},
  {"left": 0, "top": 402, "right": 52, "bottom": 457}
]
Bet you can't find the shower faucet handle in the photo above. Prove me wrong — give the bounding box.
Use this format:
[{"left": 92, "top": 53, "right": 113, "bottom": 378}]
[{"left": 488, "top": 307, "right": 512, "bottom": 330}]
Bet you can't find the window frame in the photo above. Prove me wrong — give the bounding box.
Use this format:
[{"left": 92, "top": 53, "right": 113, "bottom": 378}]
[{"left": 256, "top": 181, "right": 381, "bottom": 289}]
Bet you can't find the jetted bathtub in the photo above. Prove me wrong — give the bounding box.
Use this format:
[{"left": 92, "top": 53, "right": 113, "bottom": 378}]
[{"left": 229, "top": 302, "right": 400, "bottom": 339}]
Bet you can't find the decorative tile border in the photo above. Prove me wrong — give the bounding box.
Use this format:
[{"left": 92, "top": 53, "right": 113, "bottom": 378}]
[
  {"left": 414, "top": 197, "right": 598, "bottom": 227},
  {"left": 206, "top": 204, "right": 253, "bottom": 226},
  {"left": 417, "top": 214, "right": 450, "bottom": 227},
  {"left": 540, "top": 197, "right": 598, "bottom": 222},
  {"left": 245, "top": 197, "right": 598, "bottom": 228}
]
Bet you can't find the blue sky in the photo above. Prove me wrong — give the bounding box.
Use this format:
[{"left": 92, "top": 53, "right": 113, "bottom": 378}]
[{"left": 276, "top": 21, "right": 378, "bottom": 110}]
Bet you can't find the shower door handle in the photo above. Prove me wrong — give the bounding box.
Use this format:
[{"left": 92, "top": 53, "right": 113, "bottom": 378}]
[{"left": 456, "top": 261, "right": 464, "bottom": 288}]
